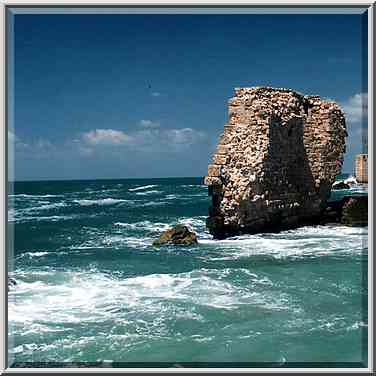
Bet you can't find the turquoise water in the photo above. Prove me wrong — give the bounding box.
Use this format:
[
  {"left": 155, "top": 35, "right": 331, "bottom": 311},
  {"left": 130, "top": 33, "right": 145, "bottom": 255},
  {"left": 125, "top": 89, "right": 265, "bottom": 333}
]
[
  {"left": 329, "top": 173, "right": 368, "bottom": 203},
  {"left": 8, "top": 178, "right": 367, "bottom": 367}
]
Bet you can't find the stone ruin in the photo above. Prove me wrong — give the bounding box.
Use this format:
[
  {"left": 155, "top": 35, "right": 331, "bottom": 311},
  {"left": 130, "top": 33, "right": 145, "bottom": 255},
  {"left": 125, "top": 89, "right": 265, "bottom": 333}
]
[{"left": 204, "top": 87, "right": 347, "bottom": 239}]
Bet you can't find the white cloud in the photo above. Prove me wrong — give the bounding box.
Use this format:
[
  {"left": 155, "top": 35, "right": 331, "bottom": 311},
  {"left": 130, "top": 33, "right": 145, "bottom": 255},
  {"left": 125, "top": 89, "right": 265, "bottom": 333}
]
[
  {"left": 165, "top": 128, "right": 206, "bottom": 146},
  {"left": 151, "top": 92, "right": 161, "bottom": 97},
  {"left": 82, "top": 129, "right": 131, "bottom": 146},
  {"left": 79, "top": 124, "right": 207, "bottom": 154},
  {"left": 341, "top": 93, "right": 368, "bottom": 123},
  {"left": 12, "top": 122, "right": 208, "bottom": 165},
  {"left": 139, "top": 119, "right": 160, "bottom": 129}
]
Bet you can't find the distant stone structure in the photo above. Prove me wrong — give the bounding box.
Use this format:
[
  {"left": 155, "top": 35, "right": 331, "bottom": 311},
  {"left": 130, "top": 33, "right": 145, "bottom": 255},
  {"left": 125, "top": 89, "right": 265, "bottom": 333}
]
[
  {"left": 355, "top": 154, "right": 368, "bottom": 183},
  {"left": 204, "top": 87, "right": 347, "bottom": 238}
]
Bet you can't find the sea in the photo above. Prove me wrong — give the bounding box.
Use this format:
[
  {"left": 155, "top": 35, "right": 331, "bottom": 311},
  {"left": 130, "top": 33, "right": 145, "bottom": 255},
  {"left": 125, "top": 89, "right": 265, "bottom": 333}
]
[{"left": 8, "top": 176, "right": 368, "bottom": 367}]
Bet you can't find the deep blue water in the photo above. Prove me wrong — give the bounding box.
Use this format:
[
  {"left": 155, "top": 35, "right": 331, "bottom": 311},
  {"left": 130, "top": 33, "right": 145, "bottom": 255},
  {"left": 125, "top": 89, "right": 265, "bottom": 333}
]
[{"left": 8, "top": 177, "right": 368, "bottom": 366}]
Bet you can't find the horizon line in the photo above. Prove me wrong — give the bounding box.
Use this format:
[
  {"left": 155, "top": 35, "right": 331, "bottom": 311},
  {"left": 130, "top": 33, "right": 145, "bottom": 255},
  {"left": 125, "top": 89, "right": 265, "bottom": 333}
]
[
  {"left": 10, "top": 176, "right": 207, "bottom": 183},
  {"left": 10, "top": 172, "right": 353, "bottom": 184}
]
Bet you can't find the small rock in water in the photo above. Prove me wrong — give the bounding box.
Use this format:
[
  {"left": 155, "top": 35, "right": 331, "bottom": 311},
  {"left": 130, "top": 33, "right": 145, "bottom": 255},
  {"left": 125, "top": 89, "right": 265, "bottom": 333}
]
[{"left": 153, "top": 224, "right": 198, "bottom": 246}]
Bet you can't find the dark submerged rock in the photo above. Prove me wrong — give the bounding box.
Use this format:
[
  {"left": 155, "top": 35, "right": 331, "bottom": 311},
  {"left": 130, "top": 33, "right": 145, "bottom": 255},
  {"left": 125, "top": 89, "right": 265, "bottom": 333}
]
[
  {"left": 153, "top": 225, "right": 198, "bottom": 246},
  {"left": 332, "top": 181, "right": 350, "bottom": 190},
  {"left": 321, "top": 196, "right": 368, "bottom": 226},
  {"left": 341, "top": 196, "right": 368, "bottom": 226}
]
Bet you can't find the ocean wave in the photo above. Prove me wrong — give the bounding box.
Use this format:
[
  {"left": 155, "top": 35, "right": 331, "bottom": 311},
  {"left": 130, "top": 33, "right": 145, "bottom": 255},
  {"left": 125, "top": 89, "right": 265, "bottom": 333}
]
[
  {"left": 113, "top": 217, "right": 207, "bottom": 237},
  {"left": 199, "top": 225, "right": 367, "bottom": 260},
  {"left": 9, "top": 194, "right": 63, "bottom": 198},
  {"left": 114, "top": 221, "right": 170, "bottom": 233},
  {"left": 140, "top": 201, "right": 167, "bottom": 207},
  {"left": 9, "top": 214, "right": 80, "bottom": 224},
  {"left": 8, "top": 267, "right": 293, "bottom": 328},
  {"left": 165, "top": 194, "right": 177, "bottom": 200},
  {"left": 34, "top": 202, "right": 67, "bottom": 210},
  {"left": 128, "top": 184, "right": 158, "bottom": 192},
  {"left": 134, "top": 190, "right": 162, "bottom": 196},
  {"left": 17, "top": 251, "right": 49, "bottom": 259},
  {"left": 73, "top": 198, "right": 131, "bottom": 206},
  {"left": 8, "top": 202, "right": 68, "bottom": 221},
  {"left": 72, "top": 234, "right": 153, "bottom": 250},
  {"left": 181, "top": 185, "right": 207, "bottom": 189}
]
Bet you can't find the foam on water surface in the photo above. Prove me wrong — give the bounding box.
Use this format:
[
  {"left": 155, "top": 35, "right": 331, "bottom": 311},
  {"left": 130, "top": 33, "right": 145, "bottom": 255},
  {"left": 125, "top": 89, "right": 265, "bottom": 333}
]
[{"left": 8, "top": 178, "right": 367, "bottom": 364}]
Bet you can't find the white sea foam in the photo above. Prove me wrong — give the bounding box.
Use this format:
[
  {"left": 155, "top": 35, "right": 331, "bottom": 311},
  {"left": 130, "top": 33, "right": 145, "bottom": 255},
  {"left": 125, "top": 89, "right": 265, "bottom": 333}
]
[
  {"left": 9, "top": 214, "right": 79, "bottom": 223},
  {"left": 128, "top": 184, "right": 158, "bottom": 192},
  {"left": 113, "top": 217, "right": 207, "bottom": 238},
  {"left": 8, "top": 267, "right": 291, "bottom": 330},
  {"left": 34, "top": 202, "right": 67, "bottom": 210},
  {"left": 72, "top": 234, "right": 152, "bottom": 250},
  {"left": 19, "top": 251, "right": 49, "bottom": 258},
  {"left": 134, "top": 190, "right": 162, "bottom": 196},
  {"left": 199, "top": 225, "right": 367, "bottom": 260},
  {"left": 10, "top": 194, "right": 63, "bottom": 198},
  {"left": 114, "top": 221, "right": 170, "bottom": 233},
  {"left": 140, "top": 201, "right": 167, "bottom": 207},
  {"left": 73, "top": 198, "right": 131, "bottom": 206},
  {"left": 165, "top": 194, "right": 178, "bottom": 200}
]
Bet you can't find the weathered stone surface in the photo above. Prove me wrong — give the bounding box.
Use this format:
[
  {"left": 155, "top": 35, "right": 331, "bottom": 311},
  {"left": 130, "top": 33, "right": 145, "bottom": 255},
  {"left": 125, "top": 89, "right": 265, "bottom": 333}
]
[
  {"left": 153, "top": 225, "right": 198, "bottom": 246},
  {"left": 205, "top": 86, "right": 347, "bottom": 238},
  {"left": 207, "top": 164, "right": 222, "bottom": 177},
  {"left": 204, "top": 176, "right": 222, "bottom": 186}
]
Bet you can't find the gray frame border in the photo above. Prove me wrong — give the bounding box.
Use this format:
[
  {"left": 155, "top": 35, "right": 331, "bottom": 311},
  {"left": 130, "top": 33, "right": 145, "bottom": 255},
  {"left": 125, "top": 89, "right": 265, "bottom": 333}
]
[{"left": 0, "top": 1, "right": 374, "bottom": 373}]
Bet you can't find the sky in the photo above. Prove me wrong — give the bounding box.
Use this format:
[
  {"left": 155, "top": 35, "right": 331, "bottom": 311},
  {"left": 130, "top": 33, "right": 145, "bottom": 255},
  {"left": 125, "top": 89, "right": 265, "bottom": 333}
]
[{"left": 9, "top": 12, "right": 368, "bottom": 181}]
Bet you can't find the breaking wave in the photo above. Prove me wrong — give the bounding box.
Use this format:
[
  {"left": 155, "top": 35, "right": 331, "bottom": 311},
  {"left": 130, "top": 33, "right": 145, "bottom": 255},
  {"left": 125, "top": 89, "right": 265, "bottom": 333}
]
[
  {"left": 128, "top": 184, "right": 158, "bottom": 192},
  {"left": 73, "top": 198, "right": 131, "bottom": 206}
]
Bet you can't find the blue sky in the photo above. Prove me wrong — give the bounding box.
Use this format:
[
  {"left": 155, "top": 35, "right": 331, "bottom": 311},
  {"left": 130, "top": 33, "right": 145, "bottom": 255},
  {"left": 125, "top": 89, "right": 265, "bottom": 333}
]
[{"left": 10, "top": 12, "right": 368, "bottom": 180}]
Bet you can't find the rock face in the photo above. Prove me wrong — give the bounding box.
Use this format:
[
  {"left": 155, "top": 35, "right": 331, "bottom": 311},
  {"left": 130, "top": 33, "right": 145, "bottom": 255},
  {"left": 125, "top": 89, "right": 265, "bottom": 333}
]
[
  {"left": 153, "top": 225, "right": 198, "bottom": 246},
  {"left": 322, "top": 196, "right": 367, "bottom": 226},
  {"left": 205, "top": 87, "right": 347, "bottom": 238},
  {"left": 341, "top": 196, "right": 368, "bottom": 226}
]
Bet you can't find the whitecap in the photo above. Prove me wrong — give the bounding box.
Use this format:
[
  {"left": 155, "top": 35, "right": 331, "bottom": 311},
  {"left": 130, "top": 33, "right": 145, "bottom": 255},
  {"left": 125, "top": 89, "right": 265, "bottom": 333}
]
[
  {"left": 134, "top": 190, "right": 162, "bottom": 196},
  {"left": 114, "top": 221, "right": 170, "bottom": 233},
  {"left": 8, "top": 268, "right": 291, "bottom": 328},
  {"left": 128, "top": 184, "right": 158, "bottom": 192},
  {"left": 73, "top": 198, "right": 131, "bottom": 206},
  {"left": 10, "top": 194, "right": 63, "bottom": 198},
  {"left": 35, "top": 202, "right": 67, "bottom": 210},
  {"left": 19, "top": 251, "right": 49, "bottom": 258},
  {"left": 199, "top": 225, "right": 367, "bottom": 260}
]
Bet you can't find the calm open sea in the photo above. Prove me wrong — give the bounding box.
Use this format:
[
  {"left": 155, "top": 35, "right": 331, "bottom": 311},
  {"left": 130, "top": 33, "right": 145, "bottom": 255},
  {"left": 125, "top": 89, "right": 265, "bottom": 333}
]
[{"left": 8, "top": 177, "right": 367, "bottom": 367}]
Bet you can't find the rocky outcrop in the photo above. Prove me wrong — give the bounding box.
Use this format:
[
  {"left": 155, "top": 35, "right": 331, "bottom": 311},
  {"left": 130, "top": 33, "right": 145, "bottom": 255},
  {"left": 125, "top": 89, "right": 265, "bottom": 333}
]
[
  {"left": 321, "top": 196, "right": 367, "bottom": 226},
  {"left": 341, "top": 196, "right": 368, "bottom": 226},
  {"left": 205, "top": 87, "right": 347, "bottom": 238},
  {"left": 153, "top": 225, "right": 198, "bottom": 246}
]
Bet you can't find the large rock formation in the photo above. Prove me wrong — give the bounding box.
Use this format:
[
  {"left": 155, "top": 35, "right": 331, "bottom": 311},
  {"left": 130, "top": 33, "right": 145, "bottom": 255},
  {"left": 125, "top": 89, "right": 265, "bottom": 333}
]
[{"left": 205, "top": 87, "right": 347, "bottom": 238}]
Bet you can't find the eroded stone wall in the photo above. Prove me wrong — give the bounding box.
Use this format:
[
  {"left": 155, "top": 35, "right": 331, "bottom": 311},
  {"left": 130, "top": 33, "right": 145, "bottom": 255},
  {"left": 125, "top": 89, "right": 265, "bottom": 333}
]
[{"left": 205, "top": 87, "right": 347, "bottom": 238}]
